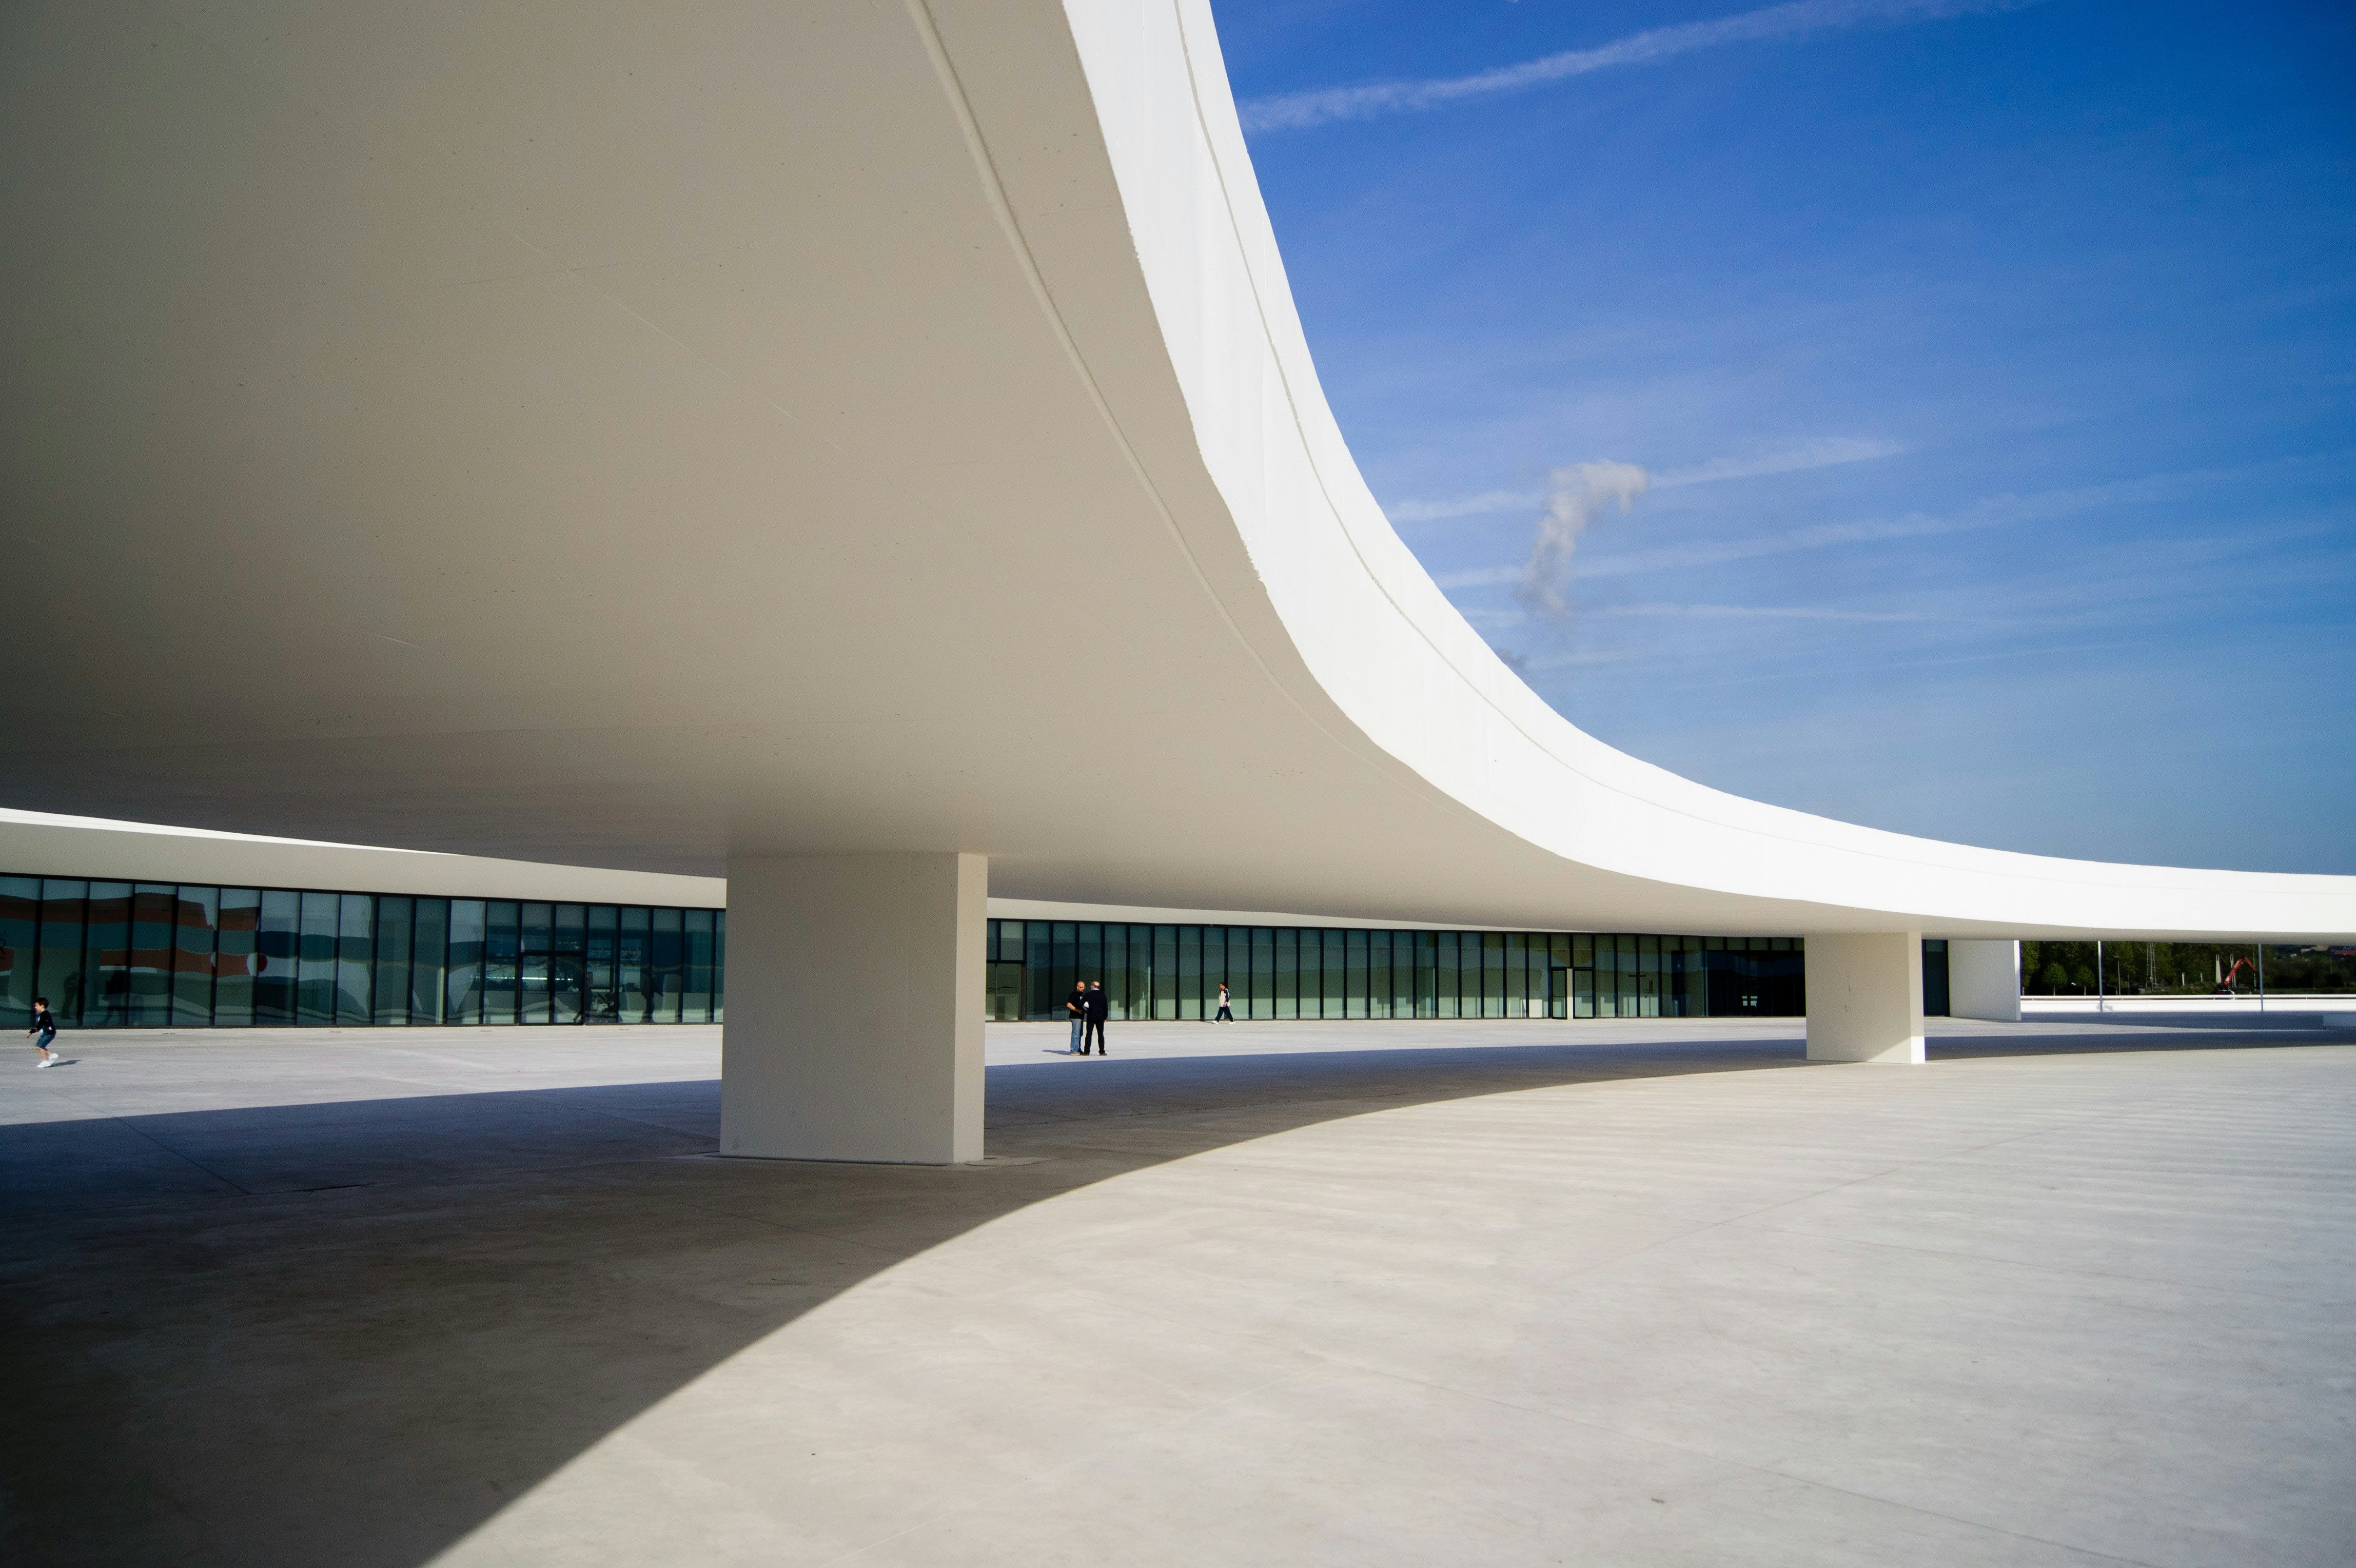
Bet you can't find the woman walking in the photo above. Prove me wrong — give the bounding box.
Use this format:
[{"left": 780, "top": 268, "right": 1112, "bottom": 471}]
[{"left": 1213, "top": 981, "right": 1234, "bottom": 1023}]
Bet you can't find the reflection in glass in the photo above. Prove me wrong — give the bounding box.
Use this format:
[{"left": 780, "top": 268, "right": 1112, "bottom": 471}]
[
  {"left": 173, "top": 886, "right": 219, "bottom": 1027},
  {"left": 374, "top": 897, "right": 412, "bottom": 1026},
  {"left": 411, "top": 898, "right": 449, "bottom": 1025},
  {"left": 682, "top": 909, "right": 713, "bottom": 1024},
  {"left": 485, "top": 901, "right": 520, "bottom": 1025},
  {"left": 84, "top": 883, "right": 132, "bottom": 1027},
  {"left": 256, "top": 890, "right": 299, "bottom": 1025},
  {"left": 618, "top": 906, "right": 650, "bottom": 1022},
  {"left": 0, "top": 877, "right": 37, "bottom": 1029},
  {"left": 585, "top": 906, "right": 618, "bottom": 1023},
  {"left": 337, "top": 893, "right": 373, "bottom": 1025},
  {"left": 215, "top": 889, "right": 259, "bottom": 1026},
  {"left": 651, "top": 907, "right": 683, "bottom": 1024},
  {"left": 555, "top": 904, "right": 588, "bottom": 1024},
  {"left": 448, "top": 900, "right": 486, "bottom": 1024},
  {"left": 296, "top": 891, "right": 338, "bottom": 1026},
  {"left": 36, "top": 880, "right": 88, "bottom": 1025}
]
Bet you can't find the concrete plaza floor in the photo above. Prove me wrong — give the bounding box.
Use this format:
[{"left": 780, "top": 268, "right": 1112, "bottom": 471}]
[{"left": 4, "top": 1015, "right": 2352, "bottom": 1566}]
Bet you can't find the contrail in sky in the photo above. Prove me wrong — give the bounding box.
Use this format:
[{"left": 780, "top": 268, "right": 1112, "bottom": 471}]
[{"left": 1240, "top": 0, "right": 2044, "bottom": 133}]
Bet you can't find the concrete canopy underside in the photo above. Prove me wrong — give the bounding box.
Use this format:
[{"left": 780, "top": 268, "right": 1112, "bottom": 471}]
[{"left": 4, "top": 1, "right": 2351, "bottom": 943}]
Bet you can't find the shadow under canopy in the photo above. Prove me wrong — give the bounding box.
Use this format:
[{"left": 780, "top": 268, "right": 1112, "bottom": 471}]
[{"left": 0, "top": 1025, "right": 2329, "bottom": 1567}]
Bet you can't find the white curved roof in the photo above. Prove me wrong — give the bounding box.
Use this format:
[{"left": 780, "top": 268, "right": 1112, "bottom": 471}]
[{"left": 0, "top": 0, "right": 2346, "bottom": 941}]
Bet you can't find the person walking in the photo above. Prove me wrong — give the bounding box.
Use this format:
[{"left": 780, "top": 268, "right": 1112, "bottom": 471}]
[
  {"left": 1082, "top": 980, "right": 1109, "bottom": 1055},
  {"left": 27, "top": 996, "right": 60, "bottom": 1067},
  {"left": 1066, "top": 983, "right": 1089, "bottom": 1055},
  {"left": 1213, "top": 981, "right": 1234, "bottom": 1024}
]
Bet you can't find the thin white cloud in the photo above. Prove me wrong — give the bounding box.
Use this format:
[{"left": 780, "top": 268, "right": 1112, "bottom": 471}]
[
  {"left": 1598, "top": 601, "right": 1932, "bottom": 622},
  {"left": 1387, "top": 487, "right": 1540, "bottom": 524},
  {"left": 1653, "top": 436, "right": 1906, "bottom": 488},
  {"left": 1432, "top": 460, "right": 2303, "bottom": 591},
  {"left": 1241, "top": 0, "right": 2044, "bottom": 134},
  {"left": 1388, "top": 436, "right": 1901, "bottom": 526}
]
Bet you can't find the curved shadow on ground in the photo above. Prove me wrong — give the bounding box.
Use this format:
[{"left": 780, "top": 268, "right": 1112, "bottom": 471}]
[{"left": 3, "top": 1027, "right": 2341, "bottom": 1565}]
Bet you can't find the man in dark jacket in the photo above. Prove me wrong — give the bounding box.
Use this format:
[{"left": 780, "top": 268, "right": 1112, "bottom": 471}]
[{"left": 1082, "top": 981, "right": 1109, "bottom": 1055}]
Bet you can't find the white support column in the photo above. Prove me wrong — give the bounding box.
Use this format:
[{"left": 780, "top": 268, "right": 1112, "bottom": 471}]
[
  {"left": 1948, "top": 939, "right": 2022, "bottom": 1023},
  {"left": 721, "top": 853, "right": 986, "bottom": 1164},
  {"left": 1805, "top": 931, "right": 1927, "bottom": 1064}
]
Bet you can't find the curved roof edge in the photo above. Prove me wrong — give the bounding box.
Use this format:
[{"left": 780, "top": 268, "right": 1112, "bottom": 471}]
[{"left": 967, "top": 0, "right": 2356, "bottom": 942}]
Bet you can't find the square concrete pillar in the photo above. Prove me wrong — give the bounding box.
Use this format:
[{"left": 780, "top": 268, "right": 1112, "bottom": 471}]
[
  {"left": 721, "top": 853, "right": 986, "bottom": 1163},
  {"left": 1948, "top": 938, "right": 2022, "bottom": 1023},
  {"left": 1805, "top": 931, "right": 1926, "bottom": 1064}
]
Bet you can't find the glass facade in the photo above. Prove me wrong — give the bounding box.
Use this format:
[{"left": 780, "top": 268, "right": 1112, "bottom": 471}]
[
  {"left": 0, "top": 867, "right": 1958, "bottom": 1031},
  {"left": 981, "top": 919, "right": 1892, "bottom": 1022},
  {"left": 0, "top": 872, "right": 722, "bottom": 1030}
]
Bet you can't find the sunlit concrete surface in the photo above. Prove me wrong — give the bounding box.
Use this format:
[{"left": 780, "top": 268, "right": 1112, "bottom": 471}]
[{"left": 5, "top": 1020, "right": 2353, "bottom": 1567}]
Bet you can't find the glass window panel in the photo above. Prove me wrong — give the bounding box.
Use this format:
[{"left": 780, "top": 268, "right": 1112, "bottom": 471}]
[
  {"left": 483, "top": 900, "right": 521, "bottom": 1025},
  {"left": 173, "top": 886, "right": 219, "bottom": 1027},
  {"left": 126, "top": 884, "right": 175, "bottom": 1027},
  {"left": 553, "top": 905, "right": 587, "bottom": 1024},
  {"left": 35, "top": 880, "right": 88, "bottom": 1025},
  {"left": 521, "top": 903, "right": 553, "bottom": 956},
  {"left": 1024, "top": 920, "right": 1052, "bottom": 1021},
  {"left": 1178, "top": 926, "right": 1201, "bottom": 1021},
  {"left": 1051, "top": 923, "right": 1078, "bottom": 1020},
  {"left": 682, "top": 909, "right": 714, "bottom": 1024},
  {"left": 585, "top": 906, "right": 619, "bottom": 1022},
  {"left": 1304, "top": 928, "right": 1325, "bottom": 1019},
  {"left": 447, "top": 900, "right": 487, "bottom": 1024},
  {"left": 1413, "top": 931, "right": 1436, "bottom": 1018},
  {"left": 371, "top": 897, "right": 412, "bottom": 1026},
  {"left": 1078, "top": 923, "right": 1103, "bottom": 998},
  {"left": 613, "top": 906, "right": 648, "bottom": 1023},
  {"left": 1105, "top": 924, "right": 1129, "bottom": 1020},
  {"left": 1480, "top": 932, "right": 1504, "bottom": 1020},
  {"left": 1152, "top": 925, "right": 1177, "bottom": 1021},
  {"left": 83, "top": 882, "right": 133, "bottom": 1027},
  {"left": 336, "top": 893, "right": 374, "bottom": 1026},
  {"left": 1345, "top": 928, "right": 1368, "bottom": 1020},
  {"left": 1575, "top": 967, "right": 1595, "bottom": 1018},
  {"left": 410, "top": 898, "right": 448, "bottom": 1025},
  {"left": 554, "top": 904, "right": 586, "bottom": 956},
  {"left": 1573, "top": 933, "right": 1593, "bottom": 970},
  {"left": 1369, "top": 929, "right": 1390, "bottom": 1021},
  {"left": 213, "top": 889, "right": 259, "bottom": 1026},
  {"left": 1435, "top": 931, "right": 1459, "bottom": 1019},
  {"left": 1203, "top": 927, "right": 1226, "bottom": 1014},
  {"left": 0, "top": 877, "right": 37, "bottom": 1029},
  {"left": 713, "top": 911, "right": 725, "bottom": 1024},
  {"left": 519, "top": 953, "right": 552, "bottom": 1026},
  {"left": 1274, "top": 928, "right": 1297, "bottom": 1020},
  {"left": 253, "top": 890, "right": 299, "bottom": 1025},
  {"left": 1251, "top": 927, "right": 1273, "bottom": 1020},
  {"left": 1127, "top": 925, "right": 1150, "bottom": 1023},
  {"left": 1506, "top": 933, "right": 1527, "bottom": 1018},
  {"left": 653, "top": 908, "right": 685, "bottom": 1023},
  {"left": 293, "top": 891, "right": 338, "bottom": 1026}
]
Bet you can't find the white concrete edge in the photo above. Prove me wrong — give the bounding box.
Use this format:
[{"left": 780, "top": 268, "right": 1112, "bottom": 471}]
[
  {"left": 1047, "top": 0, "right": 2356, "bottom": 940},
  {"left": 0, "top": 814, "right": 725, "bottom": 908}
]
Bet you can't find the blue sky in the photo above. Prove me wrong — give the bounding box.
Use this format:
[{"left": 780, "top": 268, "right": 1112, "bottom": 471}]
[{"left": 1212, "top": 0, "right": 2355, "bottom": 873}]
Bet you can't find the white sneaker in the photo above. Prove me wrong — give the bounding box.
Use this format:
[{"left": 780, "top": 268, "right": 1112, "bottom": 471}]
[{"left": 37, "top": 1057, "right": 52, "bottom": 1067}]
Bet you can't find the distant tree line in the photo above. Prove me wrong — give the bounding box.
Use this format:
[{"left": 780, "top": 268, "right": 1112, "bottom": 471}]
[{"left": 2018, "top": 940, "right": 2356, "bottom": 996}]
